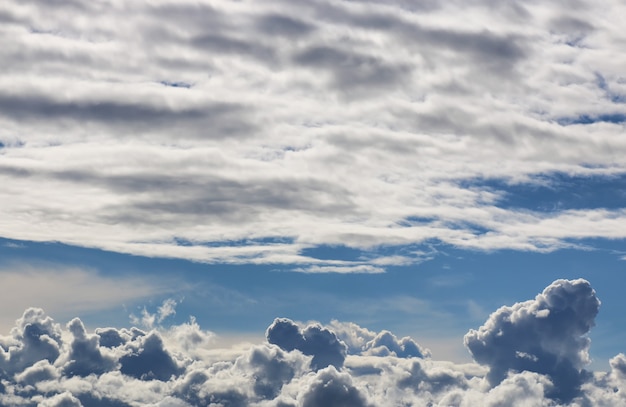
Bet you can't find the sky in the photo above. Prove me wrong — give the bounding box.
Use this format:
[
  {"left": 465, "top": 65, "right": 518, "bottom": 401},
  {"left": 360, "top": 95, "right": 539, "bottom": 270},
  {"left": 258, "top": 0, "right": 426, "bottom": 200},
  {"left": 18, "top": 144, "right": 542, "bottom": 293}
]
[{"left": 1, "top": 0, "right": 626, "bottom": 405}]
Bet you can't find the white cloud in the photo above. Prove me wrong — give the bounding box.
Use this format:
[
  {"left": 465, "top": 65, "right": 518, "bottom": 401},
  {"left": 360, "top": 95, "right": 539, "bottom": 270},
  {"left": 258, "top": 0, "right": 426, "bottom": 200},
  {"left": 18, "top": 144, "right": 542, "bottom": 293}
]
[
  {"left": 292, "top": 265, "right": 385, "bottom": 274},
  {"left": 0, "top": 279, "right": 623, "bottom": 405},
  {"left": 130, "top": 298, "right": 180, "bottom": 329},
  {"left": 1, "top": 0, "right": 626, "bottom": 269},
  {"left": 464, "top": 279, "right": 600, "bottom": 402}
]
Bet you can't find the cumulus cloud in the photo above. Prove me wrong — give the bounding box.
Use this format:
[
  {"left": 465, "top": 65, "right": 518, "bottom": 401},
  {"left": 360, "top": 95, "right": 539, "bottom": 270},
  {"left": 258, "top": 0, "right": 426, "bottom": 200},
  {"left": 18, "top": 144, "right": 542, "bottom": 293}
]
[
  {"left": 298, "top": 366, "right": 373, "bottom": 407},
  {"left": 37, "top": 391, "right": 83, "bottom": 407},
  {"left": 118, "top": 330, "right": 184, "bottom": 381},
  {"left": 464, "top": 279, "right": 600, "bottom": 402},
  {"left": 0, "top": 279, "right": 620, "bottom": 405},
  {"left": 0, "top": 308, "right": 63, "bottom": 375},
  {"left": 61, "top": 318, "right": 117, "bottom": 377},
  {"left": 1, "top": 0, "right": 626, "bottom": 268},
  {"left": 266, "top": 318, "right": 347, "bottom": 370},
  {"left": 329, "top": 320, "right": 430, "bottom": 358}
]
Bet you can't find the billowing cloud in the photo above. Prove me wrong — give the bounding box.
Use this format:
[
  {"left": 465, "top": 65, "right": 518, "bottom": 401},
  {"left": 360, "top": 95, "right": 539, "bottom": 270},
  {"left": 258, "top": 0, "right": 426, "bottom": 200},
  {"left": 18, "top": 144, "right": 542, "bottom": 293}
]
[
  {"left": 0, "top": 279, "right": 621, "bottom": 405},
  {"left": 329, "top": 320, "right": 430, "bottom": 358},
  {"left": 464, "top": 279, "right": 601, "bottom": 402},
  {"left": 1, "top": 0, "right": 626, "bottom": 269},
  {"left": 298, "top": 366, "right": 373, "bottom": 407},
  {"left": 61, "top": 318, "right": 117, "bottom": 377},
  {"left": 0, "top": 308, "right": 62, "bottom": 375},
  {"left": 266, "top": 318, "right": 347, "bottom": 370},
  {"left": 118, "top": 330, "right": 184, "bottom": 382}
]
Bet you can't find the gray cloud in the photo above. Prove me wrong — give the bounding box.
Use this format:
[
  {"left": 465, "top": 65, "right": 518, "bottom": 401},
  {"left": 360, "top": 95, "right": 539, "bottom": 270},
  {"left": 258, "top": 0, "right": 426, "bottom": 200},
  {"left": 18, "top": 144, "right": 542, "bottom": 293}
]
[
  {"left": 266, "top": 318, "right": 348, "bottom": 370},
  {"left": 191, "top": 33, "right": 278, "bottom": 65},
  {"left": 240, "top": 345, "right": 307, "bottom": 400},
  {"left": 255, "top": 14, "right": 316, "bottom": 38},
  {"left": 95, "top": 327, "right": 128, "bottom": 349},
  {"left": 118, "top": 330, "right": 184, "bottom": 381},
  {"left": 397, "top": 358, "right": 469, "bottom": 395},
  {"left": 293, "top": 45, "right": 411, "bottom": 96},
  {"left": 292, "top": 1, "right": 526, "bottom": 74},
  {"left": 299, "top": 366, "right": 373, "bottom": 407},
  {"left": 0, "top": 93, "right": 255, "bottom": 141},
  {"left": 62, "top": 318, "right": 117, "bottom": 377},
  {"left": 464, "top": 279, "right": 600, "bottom": 402}
]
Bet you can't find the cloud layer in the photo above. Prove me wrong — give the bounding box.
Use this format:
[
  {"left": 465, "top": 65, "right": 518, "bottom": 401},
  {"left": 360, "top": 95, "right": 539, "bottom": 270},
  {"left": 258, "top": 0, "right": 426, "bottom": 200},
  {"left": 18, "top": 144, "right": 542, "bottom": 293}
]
[
  {"left": 0, "top": 279, "right": 624, "bottom": 406},
  {"left": 1, "top": 0, "right": 626, "bottom": 269}
]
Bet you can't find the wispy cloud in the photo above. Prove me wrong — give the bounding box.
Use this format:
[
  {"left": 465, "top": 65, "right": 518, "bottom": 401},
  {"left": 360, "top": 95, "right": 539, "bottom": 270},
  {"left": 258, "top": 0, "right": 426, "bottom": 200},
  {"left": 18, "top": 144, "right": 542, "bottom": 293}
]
[{"left": 1, "top": 0, "right": 626, "bottom": 269}]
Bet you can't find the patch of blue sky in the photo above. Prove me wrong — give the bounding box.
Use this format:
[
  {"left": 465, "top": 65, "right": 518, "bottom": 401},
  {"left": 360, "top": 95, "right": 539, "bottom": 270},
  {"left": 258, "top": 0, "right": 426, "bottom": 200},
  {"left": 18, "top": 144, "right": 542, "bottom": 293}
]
[
  {"left": 460, "top": 172, "right": 626, "bottom": 212},
  {"left": 395, "top": 216, "right": 439, "bottom": 227},
  {"left": 299, "top": 244, "right": 366, "bottom": 262},
  {"left": 595, "top": 72, "right": 626, "bottom": 104},
  {"left": 394, "top": 218, "right": 492, "bottom": 241},
  {"left": 172, "top": 236, "right": 295, "bottom": 247},
  {"left": 159, "top": 80, "right": 193, "bottom": 89},
  {"left": 557, "top": 113, "right": 626, "bottom": 125},
  {"left": 0, "top": 139, "right": 24, "bottom": 149}
]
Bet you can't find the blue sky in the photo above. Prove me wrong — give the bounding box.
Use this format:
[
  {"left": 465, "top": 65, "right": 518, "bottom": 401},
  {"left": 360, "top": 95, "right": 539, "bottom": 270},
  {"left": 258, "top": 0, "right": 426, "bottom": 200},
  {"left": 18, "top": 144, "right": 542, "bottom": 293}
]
[
  {"left": 2, "top": 226, "right": 626, "bottom": 369},
  {"left": 2, "top": 0, "right": 626, "bottom": 405}
]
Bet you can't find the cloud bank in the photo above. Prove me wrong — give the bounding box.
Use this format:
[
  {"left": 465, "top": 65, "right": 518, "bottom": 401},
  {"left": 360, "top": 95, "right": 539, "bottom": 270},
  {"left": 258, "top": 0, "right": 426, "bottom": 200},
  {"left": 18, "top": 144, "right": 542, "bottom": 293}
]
[
  {"left": 1, "top": 0, "right": 626, "bottom": 269},
  {"left": 0, "top": 279, "right": 624, "bottom": 406}
]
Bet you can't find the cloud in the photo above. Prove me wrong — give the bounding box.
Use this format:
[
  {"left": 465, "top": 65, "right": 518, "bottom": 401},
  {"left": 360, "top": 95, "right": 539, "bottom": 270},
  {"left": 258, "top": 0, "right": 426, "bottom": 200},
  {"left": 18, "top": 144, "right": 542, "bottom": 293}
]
[
  {"left": 266, "top": 318, "right": 347, "bottom": 370},
  {"left": 130, "top": 298, "right": 180, "bottom": 330},
  {"left": 0, "top": 308, "right": 62, "bottom": 375},
  {"left": 464, "top": 279, "right": 600, "bottom": 402},
  {"left": 37, "top": 391, "right": 83, "bottom": 407},
  {"left": 2, "top": 0, "right": 626, "bottom": 270},
  {"left": 298, "top": 366, "right": 373, "bottom": 407},
  {"left": 237, "top": 344, "right": 308, "bottom": 400},
  {"left": 329, "top": 320, "right": 430, "bottom": 358},
  {"left": 118, "top": 330, "right": 184, "bottom": 381},
  {"left": 292, "top": 45, "right": 411, "bottom": 97},
  {"left": 61, "top": 318, "right": 117, "bottom": 377},
  {"left": 254, "top": 13, "right": 316, "bottom": 38},
  {"left": 0, "top": 279, "right": 622, "bottom": 405},
  {"left": 292, "top": 265, "right": 385, "bottom": 274}
]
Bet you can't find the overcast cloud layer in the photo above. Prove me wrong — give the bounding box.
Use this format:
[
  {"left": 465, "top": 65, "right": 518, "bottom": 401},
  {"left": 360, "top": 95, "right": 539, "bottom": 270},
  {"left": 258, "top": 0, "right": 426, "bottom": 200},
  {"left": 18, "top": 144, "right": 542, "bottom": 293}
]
[
  {"left": 2, "top": 0, "right": 626, "bottom": 269},
  {"left": 1, "top": 279, "right": 625, "bottom": 406}
]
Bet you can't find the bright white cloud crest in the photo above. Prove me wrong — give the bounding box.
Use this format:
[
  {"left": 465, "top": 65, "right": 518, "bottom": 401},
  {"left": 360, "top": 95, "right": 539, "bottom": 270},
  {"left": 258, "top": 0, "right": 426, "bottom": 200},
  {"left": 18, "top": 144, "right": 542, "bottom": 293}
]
[
  {"left": 1, "top": 0, "right": 626, "bottom": 269},
  {"left": 0, "top": 279, "right": 624, "bottom": 406}
]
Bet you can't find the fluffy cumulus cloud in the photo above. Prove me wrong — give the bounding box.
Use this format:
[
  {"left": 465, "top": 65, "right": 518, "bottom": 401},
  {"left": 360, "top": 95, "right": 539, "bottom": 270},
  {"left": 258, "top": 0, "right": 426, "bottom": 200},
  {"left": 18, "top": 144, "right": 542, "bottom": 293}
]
[
  {"left": 1, "top": 0, "right": 626, "bottom": 269},
  {"left": 329, "top": 320, "right": 430, "bottom": 359},
  {"left": 266, "top": 318, "right": 348, "bottom": 370},
  {"left": 464, "top": 279, "right": 600, "bottom": 402},
  {"left": 0, "top": 279, "right": 623, "bottom": 405}
]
